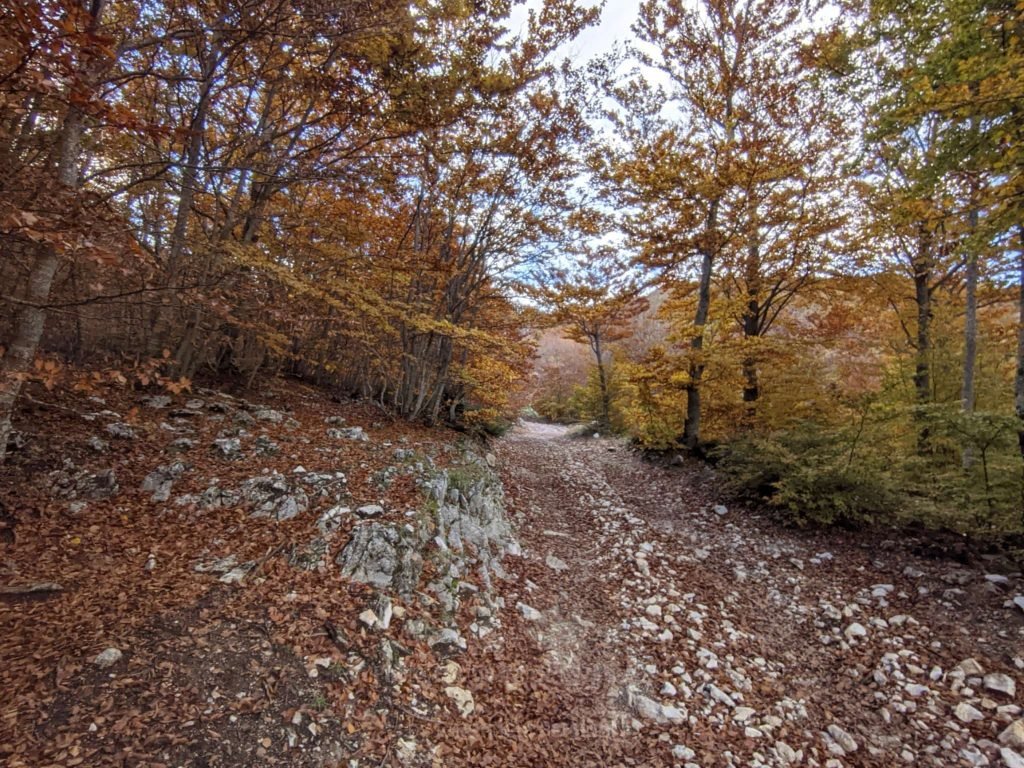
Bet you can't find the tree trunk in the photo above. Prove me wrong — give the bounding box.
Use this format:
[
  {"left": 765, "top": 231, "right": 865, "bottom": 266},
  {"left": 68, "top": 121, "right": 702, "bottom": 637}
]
[
  {"left": 149, "top": 43, "right": 219, "bottom": 354},
  {"left": 591, "top": 333, "right": 610, "bottom": 428},
  {"left": 912, "top": 229, "right": 933, "bottom": 453},
  {"left": 0, "top": 0, "right": 106, "bottom": 464},
  {"left": 740, "top": 234, "right": 761, "bottom": 428},
  {"left": 683, "top": 198, "right": 718, "bottom": 451},
  {"left": 1015, "top": 226, "right": 1024, "bottom": 459},
  {"left": 961, "top": 207, "right": 979, "bottom": 469},
  {"left": 683, "top": 244, "right": 714, "bottom": 450}
]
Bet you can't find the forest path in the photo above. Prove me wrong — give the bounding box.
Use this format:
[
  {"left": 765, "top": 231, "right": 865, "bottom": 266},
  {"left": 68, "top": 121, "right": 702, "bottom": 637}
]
[{"left": 439, "top": 422, "right": 1024, "bottom": 767}]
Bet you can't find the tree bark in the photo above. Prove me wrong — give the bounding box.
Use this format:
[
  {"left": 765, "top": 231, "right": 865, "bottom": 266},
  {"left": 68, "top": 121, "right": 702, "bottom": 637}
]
[
  {"left": 961, "top": 206, "right": 979, "bottom": 469},
  {"left": 912, "top": 228, "right": 934, "bottom": 453},
  {"left": 740, "top": 234, "right": 761, "bottom": 427},
  {"left": 683, "top": 200, "right": 718, "bottom": 451},
  {"left": 149, "top": 38, "right": 220, "bottom": 354},
  {"left": 591, "top": 332, "right": 611, "bottom": 428},
  {"left": 1015, "top": 226, "right": 1024, "bottom": 459}
]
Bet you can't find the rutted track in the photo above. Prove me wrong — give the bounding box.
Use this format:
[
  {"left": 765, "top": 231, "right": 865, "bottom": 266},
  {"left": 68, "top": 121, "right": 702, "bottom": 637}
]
[{"left": 436, "top": 421, "right": 1024, "bottom": 767}]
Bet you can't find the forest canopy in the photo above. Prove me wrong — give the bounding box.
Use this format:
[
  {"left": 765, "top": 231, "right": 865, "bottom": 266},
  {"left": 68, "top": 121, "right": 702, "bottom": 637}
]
[{"left": 2, "top": 0, "right": 1023, "bottom": 534}]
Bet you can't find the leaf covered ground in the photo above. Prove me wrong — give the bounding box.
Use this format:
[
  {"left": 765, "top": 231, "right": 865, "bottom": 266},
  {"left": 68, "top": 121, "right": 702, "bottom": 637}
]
[{"left": 2, "top": 381, "right": 1024, "bottom": 768}]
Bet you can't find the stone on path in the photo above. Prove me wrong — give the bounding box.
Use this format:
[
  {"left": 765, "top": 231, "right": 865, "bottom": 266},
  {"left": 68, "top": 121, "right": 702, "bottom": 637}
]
[
  {"left": 985, "top": 673, "right": 1017, "bottom": 699},
  {"left": 93, "top": 648, "right": 123, "bottom": 668},
  {"left": 517, "top": 602, "right": 542, "bottom": 621},
  {"left": 955, "top": 703, "right": 985, "bottom": 723},
  {"left": 827, "top": 724, "right": 859, "bottom": 754},
  {"left": 544, "top": 553, "right": 568, "bottom": 572},
  {"left": 445, "top": 686, "right": 475, "bottom": 717}
]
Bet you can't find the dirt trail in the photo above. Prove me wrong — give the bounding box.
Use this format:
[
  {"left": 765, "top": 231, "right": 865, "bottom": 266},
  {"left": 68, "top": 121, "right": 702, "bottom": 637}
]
[{"left": 444, "top": 422, "right": 1024, "bottom": 767}]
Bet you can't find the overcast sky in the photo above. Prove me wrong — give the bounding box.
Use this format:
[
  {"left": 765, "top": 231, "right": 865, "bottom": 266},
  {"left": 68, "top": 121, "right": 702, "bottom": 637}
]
[{"left": 507, "top": 0, "right": 642, "bottom": 65}]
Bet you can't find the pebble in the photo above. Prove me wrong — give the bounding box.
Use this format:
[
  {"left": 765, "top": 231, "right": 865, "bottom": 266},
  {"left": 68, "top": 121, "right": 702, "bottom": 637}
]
[
  {"left": 517, "top": 602, "right": 542, "bottom": 621},
  {"left": 827, "top": 724, "right": 859, "bottom": 753},
  {"left": 960, "top": 659, "right": 987, "bottom": 676},
  {"left": 733, "top": 706, "right": 756, "bottom": 723},
  {"left": 93, "top": 647, "right": 123, "bottom": 668},
  {"left": 444, "top": 686, "right": 475, "bottom": 717},
  {"left": 672, "top": 744, "right": 696, "bottom": 760},
  {"left": 986, "top": 673, "right": 1017, "bottom": 699},
  {"left": 955, "top": 703, "right": 985, "bottom": 723},
  {"left": 844, "top": 622, "right": 867, "bottom": 641},
  {"left": 776, "top": 741, "right": 797, "bottom": 763},
  {"left": 1000, "top": 720, "right": 1024, "bottom": 749}
]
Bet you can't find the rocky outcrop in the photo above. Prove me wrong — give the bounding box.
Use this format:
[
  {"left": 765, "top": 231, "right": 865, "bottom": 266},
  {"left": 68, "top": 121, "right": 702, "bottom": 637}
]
[
  {"left": 335, "top": 447, "right": 518, "bottom": 618},
  {"left": 336, "top": 522, "right": 423, "bottom": 593}
]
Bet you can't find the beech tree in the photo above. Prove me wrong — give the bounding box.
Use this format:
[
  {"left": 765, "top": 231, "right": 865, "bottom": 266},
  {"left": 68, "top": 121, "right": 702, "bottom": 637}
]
[
  {"left": 598, "top": 0, "right": 847, "bottom": 447},
  {"left": 532, "top": 251, "right": 647, "bottom": 428}
]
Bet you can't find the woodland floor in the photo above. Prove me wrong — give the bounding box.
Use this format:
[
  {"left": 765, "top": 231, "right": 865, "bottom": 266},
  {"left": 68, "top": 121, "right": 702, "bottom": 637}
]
[{"left": 2, "top": 382, "right": 1024, "bottom": 768}]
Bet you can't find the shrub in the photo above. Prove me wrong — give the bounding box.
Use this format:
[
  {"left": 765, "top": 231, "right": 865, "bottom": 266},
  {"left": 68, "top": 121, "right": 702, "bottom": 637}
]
[{"left": 715, "top": 422, "right": 899, "bottom": 527}]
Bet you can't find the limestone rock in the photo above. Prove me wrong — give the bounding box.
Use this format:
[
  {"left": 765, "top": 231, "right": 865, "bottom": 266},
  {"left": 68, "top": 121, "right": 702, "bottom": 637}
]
[
  {"left": 105, "top": 422, "right": 135, "bottom": 440},
  {"left": 1000, "top": 720, "right": 1024, "bottom": 749},
  {"left": 328, "top": 426, "right": 369, "bottom": 442},
  {"left": 445, "top": 686, "right": 475, "bottom": 717},
  {"left": 955, "top": 703, "right": 985, "bottom": 723},
  {"left": 93, "top": 647, "right": 123, "bottom": 668},
  {"left": 213, "top": 437, "right": 243, "bottom": 459},
  {"left": 986, "top": 673, "right": 1017, "bottom": 699},
  {"left": 545, "top": 553, "right": 568, "bottom": 572},
  {"left": 844, "top": 622, "right": 868, "bottom": 641},
  {"left": 827, "top": 724, "right": 859, "bottom": 753},
  {"left": 317, "top": 505, "right": 349, "bottom": 536},
  {"left": 241, "top": 473, "right": 308, "bottom": 520},
  {"left": 140, "top": 462, "right": 187, "bottom": 502},
  {"left": 517, "top": 602, "right": 542, "bottom": 621},
  {"left": 337, "top": 522, "right": 422, "bottom": 594},
  {"left": 959, "top": 659, "right": 987, "bottom": 676}
]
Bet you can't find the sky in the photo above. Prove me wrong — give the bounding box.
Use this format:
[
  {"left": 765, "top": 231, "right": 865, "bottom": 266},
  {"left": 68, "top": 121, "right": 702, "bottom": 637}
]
[{"left": 506, "top": 0, "right": 643, "bottom": 65}]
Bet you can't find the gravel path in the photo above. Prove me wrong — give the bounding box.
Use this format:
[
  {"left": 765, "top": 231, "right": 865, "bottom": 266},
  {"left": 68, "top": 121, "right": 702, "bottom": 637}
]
[{"left": 454, "top": 422, "right": 1024, "bottom": 768}]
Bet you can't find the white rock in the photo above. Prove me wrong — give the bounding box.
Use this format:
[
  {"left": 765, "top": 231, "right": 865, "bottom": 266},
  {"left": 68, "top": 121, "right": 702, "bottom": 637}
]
[
  {"left": 545, "top": 553, "right": 568, "bottom": 572},
  {"left": 733, "top": 706, "right": 756, "bottom": 723},
  {"left": 827, "top": 724, "right": 859, "bottom": 753},
  {"left": 661, "top": 681, "right": 677, "bottom": 697},
  {"left": 986, "top": 673, "right": 1017, "bottom": 698},
  {"left": 844, "top": 622, "right": 868, "bottom": 641},
  {"left": 713, "top": 504, "right": 728, "bottom": 516},
  {"left": 358, "top": 609, "right": 379, "bottom": 628},
  {"left": 959, "top": 658, "right": 987, "bottom": 676},
  {"left": 707, "top": 684, "right": 735, "bottom": 708},
  {"left": 645, "top": 604, "right": 662, "bottom": 617},
  {"left": 93, "top": 647, "right": 122, "bottom": 668},
  {"left": 1000, "top": 720, "right": 1024, "bottom": 749},
  {"left": 444, "top": 686, "right": 475, "bottom": 717},
  {"left": 662, "top": 705, "right": 685, "bottom": 723},
  {"left": 1001, "top": 747, "right": 1024, "bottom": 768},
  {"left": 955, "top": 703, "right": 985, "bottom": 723},
  {"left": 961, "top": 746, "right": 990, "bottom": 767},
  {"left": 672, "top": 745, "right": 696, "bottom": 760},
  {"left": 776, "top": 741, "right": 798, "bottom": 764},
  {"left": 356, "top": 504, "right": 384, "bottom": 518},
  {"left": 631, "top": 692, "right": 663, "bottom": 722},
  {"left": 517, "top": 602, "right": 542, "bottom": 621}
]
